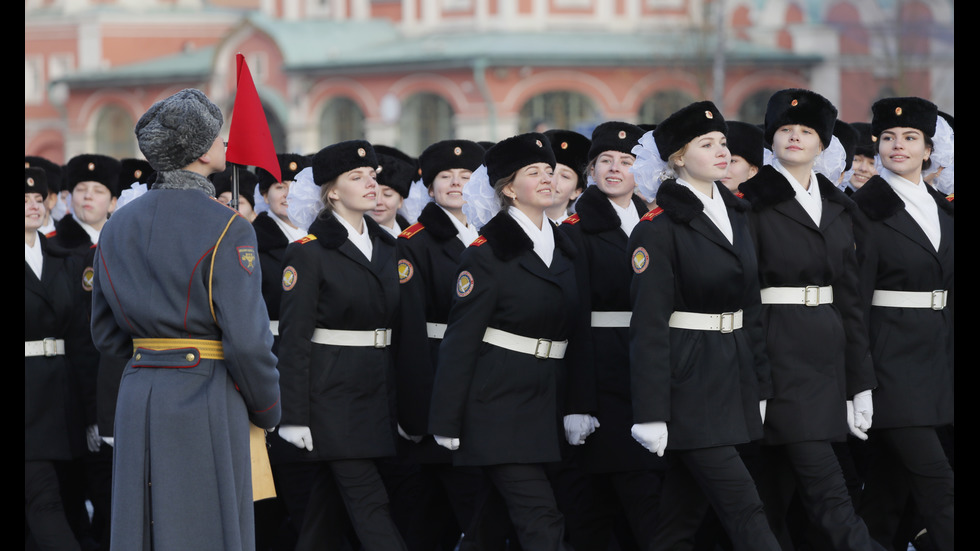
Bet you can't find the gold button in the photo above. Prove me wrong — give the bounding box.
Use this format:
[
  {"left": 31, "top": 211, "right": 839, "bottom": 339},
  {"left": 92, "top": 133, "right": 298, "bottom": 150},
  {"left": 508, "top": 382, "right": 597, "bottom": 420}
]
[
  {"left": 88, "top": 162, "right": 96, "bottom": 171},
  {"left": 357, "top": 148, "right": 366, "bottom": 157},
  {"left": 791, "top": 99, "right": 798, "bottom": 106},
  {"left": 454, "top": 146, "right": 462, "bottom": 155},
  {"left": 289, "top": 161, "right": 298, "bottom": 171},
  {"left": 185, "top": 353, "right": 195, "bottom": 362},
  {"left": 705, "top": 111, "right": 713, "bottom": 119},
  {"left": 895, "top": 107, "right": 903, "bottom": 116},
  {"left": 135, "top": 353, "right": 142, "bottom": 360},
  {"left": 618, "top": 130, "right": 627, "bottom": 139},
  {"left": 134, "top": 169, "right": 143, "bottom": 178}
]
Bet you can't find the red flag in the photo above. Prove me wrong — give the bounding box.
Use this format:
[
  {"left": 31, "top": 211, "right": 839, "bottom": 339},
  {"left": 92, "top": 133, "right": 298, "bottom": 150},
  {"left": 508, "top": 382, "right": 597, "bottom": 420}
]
[{"left": 226, "top": 53, "right": 281, "bottom": 182}]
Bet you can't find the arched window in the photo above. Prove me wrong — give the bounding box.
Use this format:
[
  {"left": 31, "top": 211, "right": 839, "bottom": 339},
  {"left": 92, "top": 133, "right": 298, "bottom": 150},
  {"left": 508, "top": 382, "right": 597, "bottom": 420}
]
[
  {"left": 400, "top": 93, "right": 454, "bottom": 156},
  {"left": 637, "top": 90, "right": 697, "bottom": 126},
  {"left": 518, "top": 91, "right": 600, "bottom": 135},
  {"left": 319, "top": 96, "right": 366, "bottom": 147},
  {"left": 94, "top": 104, "right": 136, "bottom": 159},
  {"left": 735, "top": 89, "right": 778, "bottom": 125}
]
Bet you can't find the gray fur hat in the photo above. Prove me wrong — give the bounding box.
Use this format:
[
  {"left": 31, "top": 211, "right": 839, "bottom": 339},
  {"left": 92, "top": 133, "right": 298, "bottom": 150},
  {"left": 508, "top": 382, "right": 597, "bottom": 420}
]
[{"left": 135, "top": 89, "right": 223, "bottom": 172}]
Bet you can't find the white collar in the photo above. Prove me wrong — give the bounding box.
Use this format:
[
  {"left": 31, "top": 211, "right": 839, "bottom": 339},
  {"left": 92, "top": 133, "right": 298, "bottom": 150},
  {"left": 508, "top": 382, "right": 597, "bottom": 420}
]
[
  {"left": 25, "top": 237, "right": 43, "bottom": 279},
  {"left": 608, "top": 196, "right": 640, "bottom": 237},
  {"left": 439, "top": 204, "right": 480, "bottom": 247},
  {"left": 880, "top": 168, "right": 941, "bottom": 250},
  {"left": 676, "top": 179, "right": 733, "bottom": 244},
  {"left": 334, "top": 212, "right": 373, "bottom": 261},
  {"left": 507, "top": 206, "right": 554, "bottom": 267},
  {"left": 76, "top": 217, "right": 101, "bottom": 245},
  {"left": 270, "top": 211, "right": 308, "bottom": 242},
  {"left": 773, "top": 158, "right": 822, "bottom": 225}
]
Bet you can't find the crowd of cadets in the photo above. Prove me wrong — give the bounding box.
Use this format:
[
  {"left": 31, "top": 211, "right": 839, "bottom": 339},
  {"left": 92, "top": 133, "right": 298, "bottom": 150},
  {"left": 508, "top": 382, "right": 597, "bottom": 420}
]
[{"left": 25, "top": 88, "right": 952, "bottom": 551}]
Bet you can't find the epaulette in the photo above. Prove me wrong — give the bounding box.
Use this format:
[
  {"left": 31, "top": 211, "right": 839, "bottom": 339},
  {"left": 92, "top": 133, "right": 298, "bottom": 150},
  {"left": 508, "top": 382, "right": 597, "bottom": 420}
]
[
  {"left": 640, "top": 207, "right": 664, "bottom": 222},
  {"left": 398, "top": 222, "right": 425, "bottom": 239},
  {"left": 946, "top": 193, "right": 954, "bottom": 202},
  {"left": 470, "top": 236, "right": 487, "bottom": 247},
  {"left": 295, "top": 234, "right": 317, "bottom": 245},
  {"left": 734, "top": 191, "right": 744, "bottom": 199},
  {"left": 45, "top": 230, "right": 57, "bottom": 238},
  {"left": 562, "top": 213, "right": 581, "bottom": 225}
]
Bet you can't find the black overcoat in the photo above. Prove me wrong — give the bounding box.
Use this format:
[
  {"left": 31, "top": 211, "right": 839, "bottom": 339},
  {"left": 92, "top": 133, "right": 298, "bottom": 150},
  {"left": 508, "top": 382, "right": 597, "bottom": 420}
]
[
  {"left": 738, "top": 166, "right": 876, "bottom": 445},
  {"left": 628, "top": 180, "right": 771, "bottom": 450},
  {"left": 850, "top": 176, "right": 953, "bottom": 428}
]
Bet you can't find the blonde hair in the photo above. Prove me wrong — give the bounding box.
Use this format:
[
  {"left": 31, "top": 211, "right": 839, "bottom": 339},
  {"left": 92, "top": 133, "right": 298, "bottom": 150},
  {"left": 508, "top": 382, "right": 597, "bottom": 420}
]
[
  {"left": 666, "top": 143, "right": 688, "bottom": 175},
  {"left": 493, "top": 173, "right": 517, "bottom": 210},
  {"left": 318, "top": 178, "right": 339, "bottom": 216}
]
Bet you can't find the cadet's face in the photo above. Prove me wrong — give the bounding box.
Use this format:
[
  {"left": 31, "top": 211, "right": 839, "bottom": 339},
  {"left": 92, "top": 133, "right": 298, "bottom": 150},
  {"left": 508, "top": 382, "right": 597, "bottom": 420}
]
[
  {"left": 771, "top": 124, "right": 823, "bottom": 167},
  {"left": 329, "top": 166, "right": 378, "bottom": 214},
  {"left": 26, "top": 193, "right": 45, "bottom": 232},
  {"left": 206, "top": 136, "right": 227, "bottom": 173},
  {"left": 504, "top": 162, "right": 554, "bottom": 212},
  {"left": 675, "top": 131, "right": 731, "bottom": 187},
  {"left": 878, "top": 127, "right": 931, "bottom": 180},
  {"left": 370, "top": 185, "right": 403, "bottom": 227},
  {"left": 263, "top": 182, "right": 290, "bottom": 220},
  {"left": 850, "top": 154, "right": 876, "bottom": 189},
  {"left": 71, "top": 181, "right": 116, "bottom": 227},
  {"left": 217, "top": 191, "right": 255, "bottom": 219},
  {"left": 720, "top": 154, "right": 757, "bottom": 191},
  {"left": 429, "top": 168, "right": 471, "bottom": 211},
  {"left": 591, "top": 151, "right": 636, "bottom": 202},
  {"left": 551, "top": 164, "right": 581, "bottom": 209}
]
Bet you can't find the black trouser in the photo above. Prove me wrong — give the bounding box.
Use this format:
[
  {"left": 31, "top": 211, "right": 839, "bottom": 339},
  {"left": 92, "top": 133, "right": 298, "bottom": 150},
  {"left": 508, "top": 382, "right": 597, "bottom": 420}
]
[
  {"left": 859, "top": 426, "right": 954, "bottom": 551},
  {"left": 296, "top": 459, "right": 406, "bottom": 551},
  {"left": 26, "top": 460, "right": 82, "bottom": 551},
  {"left": 756, "top": 441, "right": 886, "bottom": 551},
  {"left": 652, "top": 446, "right": 780, "bottom": 551},
  {"left": 469, "top": 463, "right": 571, "bottom": 551}
]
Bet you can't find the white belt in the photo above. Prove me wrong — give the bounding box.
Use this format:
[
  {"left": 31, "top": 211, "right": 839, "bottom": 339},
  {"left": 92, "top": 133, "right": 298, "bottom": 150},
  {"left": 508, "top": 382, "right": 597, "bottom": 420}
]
[
  {"left": 760, "top": 286, "right": 833, "bottom": 306},
  {"left": 668, "top": 310, "right": 743, "bottom": 333},
  {"left": 311, "top": 328, "right": 392, "bottom": 348},
  {"left": 591, "top": 311, "right": 632, "bottom": 328},
  {"left": 872, "top": 289, "right": 948, "bottom": 310},
  {"left": 482, "top": 327, "right": 567, "bottom": 359},
  {"left": 269, "top": 320, "right": 279, "bottom": 336},
  {"left": 25, "top": 338, "right": 66, "bottom": 357},
  {"left": 426, "top": 322, "right": 447, "bottom": 339}
]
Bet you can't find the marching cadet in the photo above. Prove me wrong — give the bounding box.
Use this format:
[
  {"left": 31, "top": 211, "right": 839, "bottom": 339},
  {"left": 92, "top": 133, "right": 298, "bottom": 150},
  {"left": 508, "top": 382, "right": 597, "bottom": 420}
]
[
  {"left": 26, "top": 166, "right": 87, "bottom": 551},
  {"left": 371, "top": 145, "right": 416, "bottom": 237},
  {"left": 388, "top": 138, "right": 488, "bottom": 550},
  {"left": 251, "top": 153, "right": 316, "bottom": 549},
  {"left": 428, "top": 132, "right": 593, "bottom": 551},
  {"left": 851, "top": 97, "right": 954, "bottom": 551},
  {"left": 89, "top": 88, "right": 282, "bottom": 551},
  {"left": 275, "top": 140, "right": 407, "bottom": 551},
  {"left": 543, "top": 129, "right": 588, "bottom": 224},
  {"left": 556, "top": 121, "right": 667, "bottom": 551},
  {"left": 25, "top": 156, "right": 64, "bottom": 237},
  {"left": 737, "top": 88, "right": 884, "bottom": 551},
  {"left": 628, "top": 101, "right": 780, "bottom": 551}
]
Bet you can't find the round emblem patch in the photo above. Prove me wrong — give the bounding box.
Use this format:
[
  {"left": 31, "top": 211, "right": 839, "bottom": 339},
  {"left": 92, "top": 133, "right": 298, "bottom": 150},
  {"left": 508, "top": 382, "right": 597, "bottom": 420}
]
[
  {"left": 631, "top": 247, "right": 649, "bottom": 274},
  {"left": 82, "top": 267, "right": 94, "bottom": 292},
  {"left": 456, "top": 271, "right": 474, "bottom": 298},
  {"left": 397, "top": 259, "right": 414, "bottom": 284},
  {"left": 282, "top": 266, "right": 298, "bottom": 291}
]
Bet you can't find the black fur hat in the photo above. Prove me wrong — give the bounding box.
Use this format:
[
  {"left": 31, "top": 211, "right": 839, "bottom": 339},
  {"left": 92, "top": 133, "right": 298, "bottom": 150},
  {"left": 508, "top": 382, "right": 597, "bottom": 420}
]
[
  {"left": 257, "top": 153, "right": 310, "bottom": 193},
  {"left": 653, "top": 101, "right": 728, "bottom": 161},
  {"left": 66, "top": 154, "right": 122, "bottom": 197},
  {"left": 849, "top": 122, "right": 875, "bottom": 158},
  {"left": 25, "top": 167, "right": 48, "bottom": 197},
  {"left": 543, "top": 129, "right": 591, "bottom": 189},
  {"left": 871, "top": 96, "right": 938, "bottom": 139},
  {"left": 374, "top": 145, "right": 417, "bottom": 198},
  {"left": 312, "top": 140, "right": 378, "bottom": 186},
  {"left": 485, "top": 133, "right": 556, "bottom": 186},
  {"left": 418, "top": 140, "right": 484, "bottom": 188},
  {"left": 25, "top": 156, "right": 62, "bottom": 194},
  {"left": 725, "top": 121, "right": 764, "bottom": 168},
  {"left": 833, "top": 120, "right": 859, "bottom": 171},
  {"left": 210, "top": 166, "right": 257, "bottom": 207},
  {"left": 764, "top": 89, "right": 838, "bottom": 148},
  {"left": 119, "top": 158, "right": 156, "bottom": 186},
  {"left": 588, "top": 121, "right": 645, "bottom": 162}
]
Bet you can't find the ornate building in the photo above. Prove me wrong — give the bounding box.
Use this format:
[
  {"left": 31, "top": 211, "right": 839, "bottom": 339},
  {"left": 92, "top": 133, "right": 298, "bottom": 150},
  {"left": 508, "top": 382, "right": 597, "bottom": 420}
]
[{"left": 25, "top": 0, "right": 954, "bottom": 162}]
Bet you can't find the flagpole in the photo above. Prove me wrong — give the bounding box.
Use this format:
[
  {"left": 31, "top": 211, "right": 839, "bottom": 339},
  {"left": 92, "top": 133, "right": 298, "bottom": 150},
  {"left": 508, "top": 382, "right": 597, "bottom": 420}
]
[{"left": 231, "top": 163, "right": 240, "bottom": 210}]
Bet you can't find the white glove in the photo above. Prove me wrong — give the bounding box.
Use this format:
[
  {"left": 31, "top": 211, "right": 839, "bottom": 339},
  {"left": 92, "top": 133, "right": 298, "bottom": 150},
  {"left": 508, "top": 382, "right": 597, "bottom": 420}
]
[
  {"left": 433, "top": 435, "right": 460, "bottom": 450},
  {"left": 563, "top": 414, "right": 600, "bottom": 446},
  {"left": 845, "top": 400, "right": 868, "bottom": 441},
  {"left": 278, "top": 425, "right": 314, "bottom": 451},
  {"left": 850, "top": 389, "right": 874, "bottom": 435},
  {"left": 86, "top": 424, "right": 102, "bottom": 453},
  {"left": 101, "top": 436, "right": 114, "bottom": 447},
  {"left": 631, "top": 422, "right": 668, "bottom": 457},
  {"left": 759, "top": 400, "right": 767, "bottom": 425},
  {"left": 397, "top": 424, "right": 424, "bottom": 443}
]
